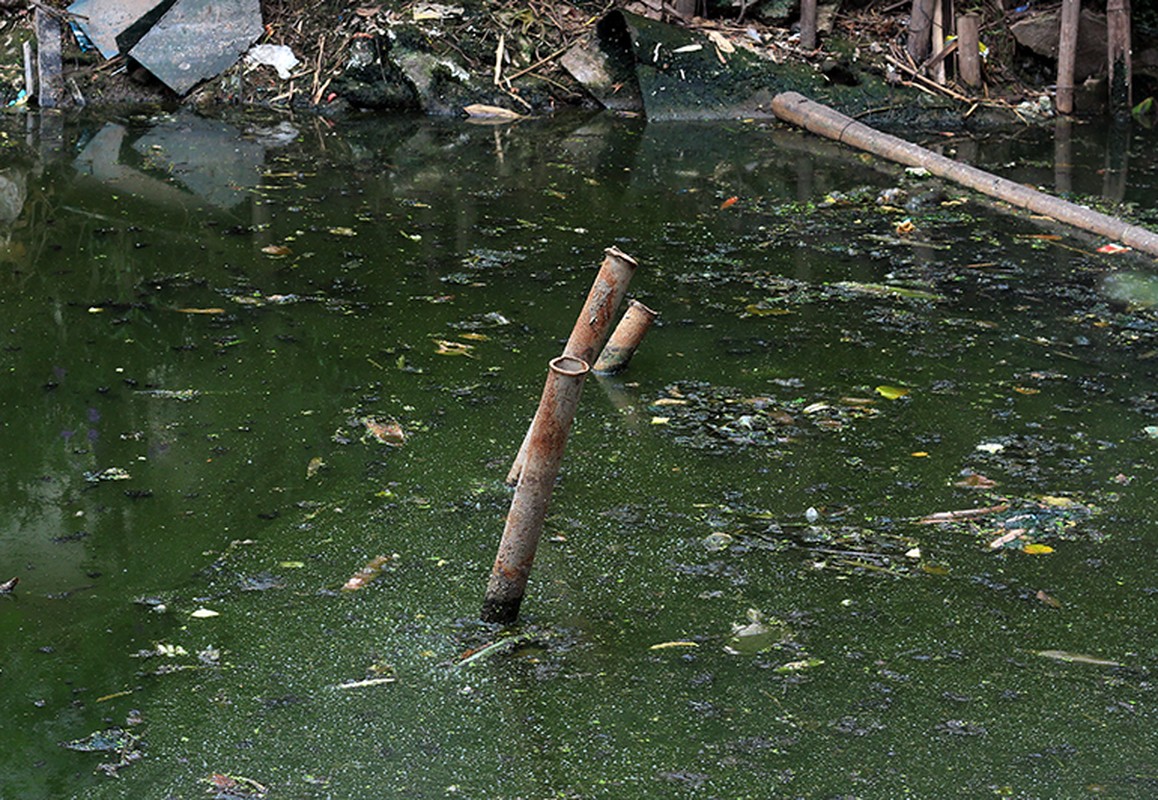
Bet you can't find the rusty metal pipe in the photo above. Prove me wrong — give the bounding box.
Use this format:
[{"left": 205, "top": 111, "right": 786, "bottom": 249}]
[
  {"left": 483, "top": 355, "right": 590, "bottom": 624},
  {"left": 506, "top": 246, "right": 638, "bottom": 485},
  {"left": 593, "top": 299, "right": 658, "bottom": 374}
]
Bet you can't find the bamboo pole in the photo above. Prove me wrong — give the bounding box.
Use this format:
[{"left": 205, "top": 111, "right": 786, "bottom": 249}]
[
  {"left": 770, "top": 91, "right": 1158, "bottom": 257},
  {"left": 956, "top": 14, "right": 981, "bottom": 89},
  {"left": 1055, "top": 0, "right": 1081, "bottom": 114},
  {"left": 506, "top": 247, "right": 637, "bottom": 485},
  {"left": 1106, "top": 0, "right": 1132, "bottom": 115},
  {"left": 930, "top": 0, "right": 948, "bottom": 84},
  {"left": 483, "top": 355, "right": 590, "bottom": 624}
]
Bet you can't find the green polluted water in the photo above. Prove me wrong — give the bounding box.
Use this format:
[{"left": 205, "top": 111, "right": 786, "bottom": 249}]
[{"left": 1, "top": 109, "right": 1156, "bottom": 799}]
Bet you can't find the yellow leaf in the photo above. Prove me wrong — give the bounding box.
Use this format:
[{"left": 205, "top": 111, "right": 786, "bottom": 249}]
[
  {"left": 911, "top": 451, "right": 929, "bottom": 458},
  {"left": 175, "top": 307, "right": 226, "bottom": 315},
  {"left": 1023, "top": 543, "right": 1055, "bottom": 554},
  {"left": 875, "top": 385, "right": 910, "bottom": 400},
  {"left": 1039, "top": 495, "right": 1077, "bottom": 507},
  {"left": 261, "top": 244, "right": 292, "bottom": 256},
  {"left": 649, "top": 641, "right": 699, "bottom": 650}
]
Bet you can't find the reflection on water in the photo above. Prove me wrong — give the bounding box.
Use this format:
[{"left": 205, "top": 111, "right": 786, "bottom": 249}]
[{"left": 1, "top": 109, "right": 1157, "bottom": 799}]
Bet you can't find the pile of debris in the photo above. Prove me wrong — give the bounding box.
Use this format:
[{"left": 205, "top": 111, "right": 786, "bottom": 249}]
[{"left": 6, "top": 0, "right": 1157, "bottom": 119}]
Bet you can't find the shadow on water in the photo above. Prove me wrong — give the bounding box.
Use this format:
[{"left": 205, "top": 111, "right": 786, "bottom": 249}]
[{"left": 1, "top": 108, "right": 1157, "bottom": 798}]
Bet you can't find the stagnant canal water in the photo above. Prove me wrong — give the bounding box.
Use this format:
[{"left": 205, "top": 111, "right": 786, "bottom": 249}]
[{"left": 1, "top": 109, "right": 1156, "bottom": 799}]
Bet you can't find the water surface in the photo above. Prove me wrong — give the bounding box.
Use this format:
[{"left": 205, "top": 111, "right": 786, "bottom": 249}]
[{"left": 1, "top": 109, "right": 1156, "bottom": 799}]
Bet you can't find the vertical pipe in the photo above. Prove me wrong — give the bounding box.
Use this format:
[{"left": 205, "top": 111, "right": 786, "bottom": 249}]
[
  {"left": 1055, "top": 0, "right": 1081, "bottom": 114},
  {"left": 483, "top": 356, "right": 590, "bottom": 624},
  {"left": 593, "top": 300, "right": 658, "bottom": 374},
  {"left": 799, "top": 0, "right": 818, "bottom": 51},
  {"left": 1106, "top": 0, "right": 1132, "bottom": 116},
  {"left": 956, "top": 14, "right": 981, "bottom": 89},
  {"left": 506, "top": 247, "right": 638, "bottom": 485}
]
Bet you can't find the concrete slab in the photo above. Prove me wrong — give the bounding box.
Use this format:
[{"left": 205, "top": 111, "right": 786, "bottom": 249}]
[{"left": 127, "top": 0, "right": 262, "bottom": 95}]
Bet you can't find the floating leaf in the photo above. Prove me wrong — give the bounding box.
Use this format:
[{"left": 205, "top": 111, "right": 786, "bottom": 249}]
[
  {"left": 719, "top": 196, "right": 739, "bottom": 210},
  {"left": 175, "top": 307, "right": 226, "bottom": 315},
  {"left": 774, "top": 658, "right": 824, "bottom": 673},
  {"left": 1035, "top": 589, "right": 1062, "bottom": 608},
  {"left": 261, "top": 244, "right": 292, "bottom": 256},
  {"left": 1034, "top": 649, "right": 1120, "bottom": 667},
  {"left": 649, "top": 641, "right": 699, "bottom": 650},
  {"left": 278, "top": 561, "right": 306, "bottom": 569},
  {"left": 894, "top": 218, "right": 915, "bottom": 236},
  {"left": 306, "top": 456, "right": 325, "bottom": 478},
  {"left": 190, "top": 608, "right": 220, "bottom": 618},
  {"left": 328, "top": 227, "right": 357, "bottom": 237},
  {"left": 361, "top": 417, "right": 405, "bottom": 446},
  {"left": 434, "top": 339, "right": 475, "bottom": 357},
  {"left": 1022, "top": 543, "right": 1054, "bottom": 554},
  {"left": 875, "top": 385, "right": 910, "bottom": 400},
  {"left": 955, "top": 472, "right": 997, "bottom": 489},
  {"left": 463, "top": 103, "right": 523, "bottom": 120},
  {"left": 341, "top": 554, "right": 398, "bottom": 591}
]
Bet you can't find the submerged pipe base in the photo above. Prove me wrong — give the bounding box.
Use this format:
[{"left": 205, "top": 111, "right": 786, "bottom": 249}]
[{"left": 480, "top": 596, "right": 523, "bottom": 625}]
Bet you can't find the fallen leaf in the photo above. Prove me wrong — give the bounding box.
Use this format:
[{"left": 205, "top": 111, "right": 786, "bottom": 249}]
[
  {"left": 175, "top": 307, "right": 226, "bottom": 315},
  {"left": 342, "top": 554, "right": 397, "bottom": 591},
  {"left": 648, "top": 641, "right": 699, "bottom": 650},
  {"left": 306, "top": 456, "right": 325, "bottom": 478},
  {"left": 434, "top": 339, "right": 475, "bottom": 357},
  {"left": 1035, "top": 589, "right": 1062, "bottom": 608},
  {"left": 706, "top": 30, "right": 734, "bottom": 54},
  {"left": 1022, "top": 543, "right": 1054, "bottom": 554},
  {"left": 190, "top": 608, "right": 220, "bottom": 618},
  {"left": 261, "top": 244, "right": 292, "bottom": 256},
  {"left": 875, "top": 385, "right": 910, "bottom": 400},
  {"left": 719, "top": 196, "right": 739, "bottom": 210},
  {"left": 955, "top": 472, "right": 997, "bottom": 489},
  {"left": 1034, "top": 649, "right": 1120, "bottom": 667},
  {"left": 361, "top": 417, "right": 405, "bottom": 446},
  {"left": 463, "top": 103, "right": 523, "bottom": 120}
]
